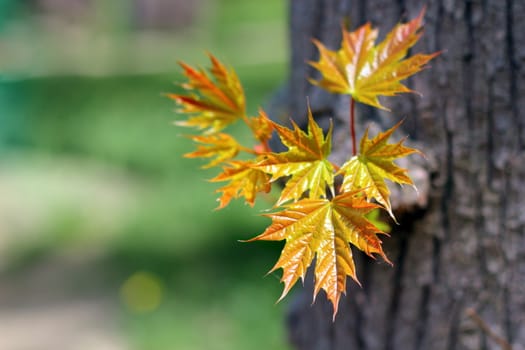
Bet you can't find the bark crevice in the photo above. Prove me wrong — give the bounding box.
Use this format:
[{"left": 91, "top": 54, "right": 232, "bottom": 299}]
[
  {"left": 505, "top": 0, "right": 522, "bottom": 150},
  {"left": 413, "top": 284, "right": 430, "bottom": 350},
  {"left": 445, "top": 295, "right": 464, "bottom": 350},
  {"left": 462, "top": 0, "right": 475, "bottom": 139},
  {"left": 384, "top": 231, "right": 409, "bottom": 350},
  {"left": 486, "top": 76, "right": 495, "bottom": 188}
]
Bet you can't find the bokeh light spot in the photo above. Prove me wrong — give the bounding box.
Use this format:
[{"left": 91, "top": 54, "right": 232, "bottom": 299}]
[{"left": 120, "top": 271, "right": 164, "bottom": 314}]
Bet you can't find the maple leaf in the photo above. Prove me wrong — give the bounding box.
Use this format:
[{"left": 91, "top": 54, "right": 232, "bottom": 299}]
[
  {"left": 184, "top": 133, "right": 241, "bottom": 168},
  {"left": 256, "top": 108, "right": 334, "bottom": 205},
  {"left": 211, "top": 160, "right": 271, "bottom": 209},
  {"left": 309, "top": 8, "right": 440, "bottom": 110},
  {"left": 168, "top": 53, "right": 246, "bottom": 133},
  {"left": 249, "top": 108, "right": 274, "bottom": 146},
  {"left": 338, "top": 121, "right": 419, "bottom": 217},
  {"left": 248, "top": 191, "right": 391, "bottom": 318}
]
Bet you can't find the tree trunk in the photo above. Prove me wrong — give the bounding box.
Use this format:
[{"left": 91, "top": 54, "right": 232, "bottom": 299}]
[{"left": 278, "top": 0, "right": 525, "bottom": 349}]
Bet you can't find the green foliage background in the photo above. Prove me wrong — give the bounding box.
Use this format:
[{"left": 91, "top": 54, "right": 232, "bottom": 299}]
[{"left": 0, "top": 1, "right": 290, "bottom": 349}]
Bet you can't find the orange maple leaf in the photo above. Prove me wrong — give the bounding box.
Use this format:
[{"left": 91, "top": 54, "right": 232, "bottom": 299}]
[
  {"left": 211, "top": 160, "right": 271, "bottom": 209},
  {"left": 309, "top": 8, "right": 440, "bottom": 110},
  {"left": 249, "top": 108, "right": 274, "bottom": 146},
  {"left": 249, "top": 191, "right": 391, "bottom": 319},
  {"left": 338, "top": 121, "right": 420, "bottom": 218},
  {"left": 168, "top": 54, "right": 246, "bottom": 133},
  {"left": 256, "top": 108, "right": 334, "bottom": 205},
  {"left": 184, "top": 133, "right": 241, "bottom": 169}
]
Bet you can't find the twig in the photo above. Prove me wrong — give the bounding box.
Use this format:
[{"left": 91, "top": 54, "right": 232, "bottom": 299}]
[{"left": 465, "top": 307, "right": 512, "bottom": 350}]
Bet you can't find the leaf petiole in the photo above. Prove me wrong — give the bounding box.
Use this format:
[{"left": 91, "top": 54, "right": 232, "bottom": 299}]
[
  {"left": 238, "top": 145, "right": 260, "bottom": 155},
  {"left": 350, "top": 97, "right": 357, "bottom": 156}
]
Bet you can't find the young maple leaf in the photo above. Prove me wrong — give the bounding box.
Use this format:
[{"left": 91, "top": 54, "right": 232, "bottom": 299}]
[
  {"left": 168, "top": 53, "right": 246, "bottom": 133},
  {"left": 248, "top": 190, "right": 391, "bottom": 318},
  {"left": 211, "top": 160, "right": 271, "bottom": 209},
  {"left": 249, "top": 108, "right": 274, "bottom": 146},
  {"left": 183, "top": 133, "right": 241, "bottom": 169},
  {"left": 309, "top": 8, "right": 440, "bottom": 110},
  {"left": 338, "top": 121, "right": 420, "bottom": 218},
  {"left": 256, "top": 108, "right": 334, "bottom": 205}
]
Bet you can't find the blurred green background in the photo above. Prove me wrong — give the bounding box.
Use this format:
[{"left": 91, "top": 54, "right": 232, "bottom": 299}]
[{"left": 0, "top": 1, "right": 291, "bottom": 349}]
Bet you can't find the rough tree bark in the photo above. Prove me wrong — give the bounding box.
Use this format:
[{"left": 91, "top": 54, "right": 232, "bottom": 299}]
[{"left": 273, "top": 1, "right": 525, "bottom": 349}]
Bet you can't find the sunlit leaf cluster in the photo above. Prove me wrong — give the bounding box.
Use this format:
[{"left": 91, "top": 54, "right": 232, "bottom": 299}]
[{"left": 169, "top": 8, "right": 438, "bottom": 319}]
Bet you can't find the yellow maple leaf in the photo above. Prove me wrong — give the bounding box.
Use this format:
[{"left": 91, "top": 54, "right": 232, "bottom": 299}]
[
  {"left": 211, "top": 160, "right": 271, "bottom": 209},
  {"left": 183, "top": 133, "right": 241, "bottom": 169},
  {"left": 338, "top": 121, "right": 420, "bottom": 218},
  {"left": 248, "top": 191, "right": 391, "bottom": 319},
  {"left": 256, "top": 108, "right": 334, "bottom": 205},
  {"left": 309, "top": 8, "right": 440, "bottom": 110}
]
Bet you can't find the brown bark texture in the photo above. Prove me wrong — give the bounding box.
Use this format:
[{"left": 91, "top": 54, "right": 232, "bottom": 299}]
[{"left": 274, "top": 0, "right": 525, "bottom": 349}]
